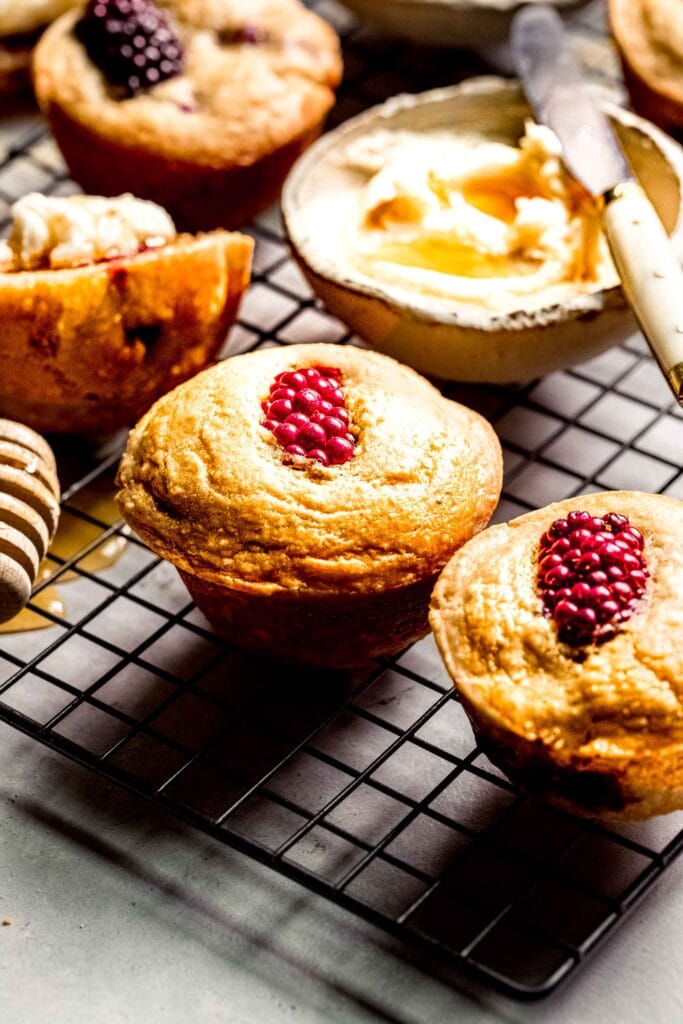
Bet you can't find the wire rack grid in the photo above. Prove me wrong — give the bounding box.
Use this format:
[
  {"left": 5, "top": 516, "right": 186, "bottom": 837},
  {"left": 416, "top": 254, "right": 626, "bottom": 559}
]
[{"left": 2, "top": 0, "right": 683, "bottom": 1002}]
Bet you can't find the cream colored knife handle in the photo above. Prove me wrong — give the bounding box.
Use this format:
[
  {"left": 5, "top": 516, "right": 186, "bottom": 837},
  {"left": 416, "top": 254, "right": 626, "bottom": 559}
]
[{"left": 603, "top": 181, "right": 683, "bottom": 404}]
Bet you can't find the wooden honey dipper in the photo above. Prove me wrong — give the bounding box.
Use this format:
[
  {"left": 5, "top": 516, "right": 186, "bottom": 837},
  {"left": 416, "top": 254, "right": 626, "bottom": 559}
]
[{"left": 0, "top": 419, "right": 60, "bottom": 624}]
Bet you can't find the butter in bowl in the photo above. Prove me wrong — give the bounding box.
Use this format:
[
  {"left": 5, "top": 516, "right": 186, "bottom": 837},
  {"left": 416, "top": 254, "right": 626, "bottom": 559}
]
[{"left": 283, "top": 77, "right": 683, "bottom": 384}]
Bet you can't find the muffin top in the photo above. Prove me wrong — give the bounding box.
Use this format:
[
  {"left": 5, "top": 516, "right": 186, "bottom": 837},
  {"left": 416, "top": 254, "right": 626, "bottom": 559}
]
[
  {"left": 116, "top": 344, "right": 502, "bottom": 595},
  {"left": 33, "top": 0, "right": 342, "bottom": 166},
  {"left": 0, "top": 0, "right": 76, "bottom": 38},
  {"left": 430, "top": 491, "right": 683, "bottom": 760}
]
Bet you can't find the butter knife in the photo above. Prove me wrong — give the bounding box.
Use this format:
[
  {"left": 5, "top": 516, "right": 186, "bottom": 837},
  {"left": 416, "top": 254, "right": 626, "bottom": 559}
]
[{"left": 511, "top": 4, "right": 683, "bottom": 406}]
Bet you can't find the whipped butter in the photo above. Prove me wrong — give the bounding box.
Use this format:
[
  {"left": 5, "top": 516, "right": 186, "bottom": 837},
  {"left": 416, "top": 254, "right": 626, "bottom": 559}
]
[
  {"left": 0, "top": 0, "right": 76, "bottom": 37},
  {"left": 0, "top": 193, "right": 176, "bottom": 272},
  {"left": 344, "top": 122, "right": 618, "bottom": 313}
]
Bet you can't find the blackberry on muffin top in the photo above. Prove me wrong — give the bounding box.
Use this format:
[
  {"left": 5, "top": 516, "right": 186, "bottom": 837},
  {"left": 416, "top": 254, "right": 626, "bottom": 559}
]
[{"left": 33, "top": 0, "right": 343, "bottom": 229}]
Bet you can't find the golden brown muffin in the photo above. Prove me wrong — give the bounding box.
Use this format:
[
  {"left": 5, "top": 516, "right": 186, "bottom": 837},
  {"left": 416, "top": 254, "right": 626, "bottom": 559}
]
[
  {"left": 430, "top": 491, "right": 683, "bottom": 822},
  {"left": 33, "top": 0, "right": 342, "bottom": 230},
  {"left": 116, "top": 343, "right": 503, "bottom": 667},
  {"left": 0, "top": 193, "right": 252, "bottom": 434},
  {"left": 610, "top": 0, "right": 683, "bottom": 134},
  {"left": 0, "top": 0, "right": 77, "bottom": 96}
]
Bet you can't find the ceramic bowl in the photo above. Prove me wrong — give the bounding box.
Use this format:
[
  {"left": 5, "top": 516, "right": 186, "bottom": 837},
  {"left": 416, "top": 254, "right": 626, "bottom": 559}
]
[
  {"left": 337, "top": 0, "right": 591, "bottom": 47},
  {"left": 283, "top": 77, "right": 683, "bottom": 384}
]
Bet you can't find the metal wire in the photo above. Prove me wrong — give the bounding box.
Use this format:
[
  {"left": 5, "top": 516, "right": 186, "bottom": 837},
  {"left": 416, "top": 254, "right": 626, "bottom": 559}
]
[{"left": 1, "top": 0, "right": 682, "bottom": 1001}]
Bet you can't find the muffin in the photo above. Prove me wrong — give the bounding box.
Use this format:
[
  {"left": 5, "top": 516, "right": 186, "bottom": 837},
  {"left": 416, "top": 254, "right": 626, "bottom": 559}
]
[
  {"left": 0, "top": 191, "right": 252, "bottom": 434},
  {"left": 116, "top": 344, "right": 503, "bottom": 668},
  {"left": 610, "top": 0, "right": 683, "bottom": 134},
  {"left": 0, "top": 0, "right": 77, "bottom": 96},
  {"left": 33, "top": 0, "right": 342, "bottom": 231},
  {"left": 430, "top": 492, "right": 683, "bottom": 821}
]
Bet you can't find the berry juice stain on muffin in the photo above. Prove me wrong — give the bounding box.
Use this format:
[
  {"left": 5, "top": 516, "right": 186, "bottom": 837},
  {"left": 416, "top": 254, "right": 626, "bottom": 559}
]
[
  {"left": 76, "top": 0, "right": 183, "bottom": 95},
  {"left": 261, "top": 366, "right": 356, "bottom": 467},
  {"left": 218, "top": 24, "right": 268, "bottom": 46},
  {"left": 538, "top": 510, "right": 649, "bottom": 646}
]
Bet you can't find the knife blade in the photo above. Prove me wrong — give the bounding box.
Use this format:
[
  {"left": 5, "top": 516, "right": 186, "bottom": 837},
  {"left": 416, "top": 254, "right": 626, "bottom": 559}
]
[
  {"left": 511, "top": 4, "right": 683, "bottom": 406},
  {"left": 511, "top": 6, "right": 632, "bottom": 197}
]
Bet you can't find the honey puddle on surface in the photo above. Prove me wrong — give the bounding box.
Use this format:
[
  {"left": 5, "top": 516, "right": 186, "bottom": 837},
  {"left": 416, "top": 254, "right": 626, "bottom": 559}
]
[{"left": 0, "top": 479, "right": 127, "bottom": 635}]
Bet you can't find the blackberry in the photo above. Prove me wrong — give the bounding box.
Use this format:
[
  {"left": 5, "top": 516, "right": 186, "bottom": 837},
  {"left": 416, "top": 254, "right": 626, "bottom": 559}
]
[{"left": 77, "top": 0, "right": 184, "bottom": 96}]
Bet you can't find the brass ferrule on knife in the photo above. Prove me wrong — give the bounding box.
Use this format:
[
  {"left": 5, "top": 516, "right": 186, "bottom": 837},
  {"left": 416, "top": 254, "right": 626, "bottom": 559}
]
[
  {"left": 668, "top": 362, "right": 683, "bottom": 404},
  {"left": 602, "top": 181, "right": 640, "bottom": 207}
]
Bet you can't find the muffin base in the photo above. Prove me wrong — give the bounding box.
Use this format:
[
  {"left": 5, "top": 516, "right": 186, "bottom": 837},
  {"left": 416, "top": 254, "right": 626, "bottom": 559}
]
[
  {"left": 44, "top": 102, "right": 322, "bottom": 232},
  {"left": 464, "top": 702, "right": 683, "bottom": 822},
  {"left": 179, "top": 570, "right": 438, "bottom": 669}
]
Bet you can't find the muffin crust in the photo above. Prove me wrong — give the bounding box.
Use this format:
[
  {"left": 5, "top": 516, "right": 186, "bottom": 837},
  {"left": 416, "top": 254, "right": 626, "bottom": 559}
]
[
  {"left": 117, "top": 344, "right": 503, "bottom": 596},
  {"left": 0, "top": 0, "right": 76, "bottom": 37}
]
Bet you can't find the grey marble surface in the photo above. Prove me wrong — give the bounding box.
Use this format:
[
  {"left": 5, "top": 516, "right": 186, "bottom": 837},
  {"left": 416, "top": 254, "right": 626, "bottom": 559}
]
[{"left": 2, "top": 719, "right": 682, "bottom": 1024}]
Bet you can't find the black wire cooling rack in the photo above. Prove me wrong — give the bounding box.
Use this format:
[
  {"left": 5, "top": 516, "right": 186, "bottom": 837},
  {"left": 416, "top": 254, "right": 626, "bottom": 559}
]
[{"left": 2, "top": 0, "right": 683, "bottom": 1002}]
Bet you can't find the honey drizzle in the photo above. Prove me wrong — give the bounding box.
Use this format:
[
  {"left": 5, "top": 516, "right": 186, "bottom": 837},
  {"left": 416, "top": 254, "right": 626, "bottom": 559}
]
[{"left": 0, "top": 481, "right": 127, "bottom": 634}]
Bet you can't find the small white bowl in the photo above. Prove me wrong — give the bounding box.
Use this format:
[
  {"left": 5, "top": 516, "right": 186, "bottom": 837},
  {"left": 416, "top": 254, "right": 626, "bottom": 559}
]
[
  {"left": 337, "top": 0, "right": 591, "bottom": 47},
  {"left": 283, "top": 77, "right": 683, "bottom": 384}
]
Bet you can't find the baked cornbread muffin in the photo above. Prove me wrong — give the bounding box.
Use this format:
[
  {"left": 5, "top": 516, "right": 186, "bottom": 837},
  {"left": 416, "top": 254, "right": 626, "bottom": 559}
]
[
  {"left": 430, "top": 491, "right": 683, "bottom": 821},
  {"left": 33, "top": 0, "right": 342, "bottom": 230},
  {"left": 0, "top": 0, "right": 77, "bottom": 95},
  {"left": 0, "top": 192, "right": 252, "bottom": 434},
  {"left": 116, "top": 344, "right": 503, "bottom": 668},
  {"left": 610, "top": 0, "right": 683, "bottom": 134}
]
